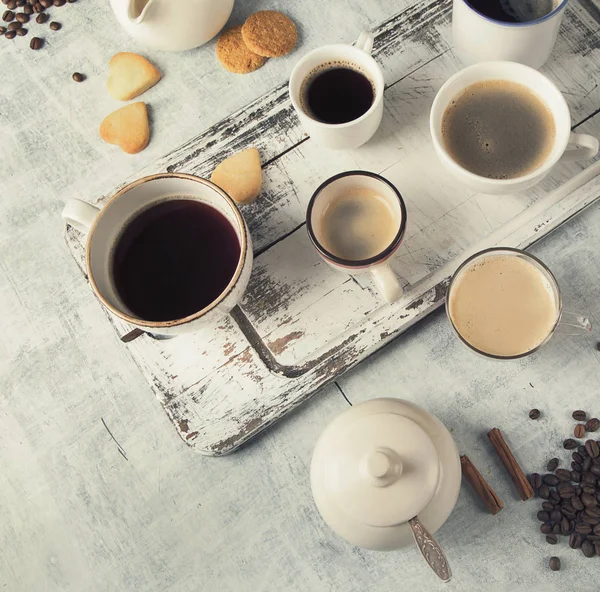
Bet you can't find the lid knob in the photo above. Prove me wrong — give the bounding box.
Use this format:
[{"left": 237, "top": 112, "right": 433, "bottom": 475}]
[{"left": 363, "top": 448, "right": 403, "bottom": 487}]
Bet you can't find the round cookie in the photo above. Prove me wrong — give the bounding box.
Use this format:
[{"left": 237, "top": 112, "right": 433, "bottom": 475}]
[
  {"left": 241, "top": 11, "right": 297, "bottom": 58},
  {"left": 216, "top": 26, "right": 268, "bottom": 74}
]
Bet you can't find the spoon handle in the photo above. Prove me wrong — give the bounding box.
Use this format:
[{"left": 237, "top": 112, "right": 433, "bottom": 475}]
[{"left": 408, "top": 516, "right": 452, "bottom": 583}]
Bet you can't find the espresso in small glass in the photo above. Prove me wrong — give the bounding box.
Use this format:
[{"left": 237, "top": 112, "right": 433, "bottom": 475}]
[
  {"left": 301, "top": 62, "right": 375, "bottom": 124},
  {"left": 112, "top": 199, "right": 240, "bottom": 322}
]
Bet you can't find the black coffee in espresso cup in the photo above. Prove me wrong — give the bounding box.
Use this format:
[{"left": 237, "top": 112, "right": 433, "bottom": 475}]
[{"left": 465, "top": 0, "right": 560, "bottom": 23}]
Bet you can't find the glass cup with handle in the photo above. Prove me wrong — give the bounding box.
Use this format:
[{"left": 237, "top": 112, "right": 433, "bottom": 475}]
[{"left": 446, "top": 247, "right": 591, "bottom": 359}]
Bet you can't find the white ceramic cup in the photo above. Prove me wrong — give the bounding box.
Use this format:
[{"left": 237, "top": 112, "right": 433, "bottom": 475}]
[
  {"left": 306, "top": 171, "right": 407, "bottom": 304},
  {"left": 430, "top": 61, "right": 599, "bottom": 195},
  {"left": 289, "top": 32, "right": 385, "bottom": 150},
  {"left": 61, "top": 173, "right": 253, "bottom": 336},
  {"left": 452, "top": 0, "right": 568, "bottom": 69}
]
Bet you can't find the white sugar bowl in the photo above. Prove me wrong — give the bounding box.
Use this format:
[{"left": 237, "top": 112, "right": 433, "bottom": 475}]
[{"left": 310, "top": 398, "right": 461, "bottom": 551}]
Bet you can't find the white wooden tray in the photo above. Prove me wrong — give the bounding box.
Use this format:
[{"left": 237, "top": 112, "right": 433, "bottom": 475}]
[{"left": 65, "top": 0, "right": 600, "bottom": 454}]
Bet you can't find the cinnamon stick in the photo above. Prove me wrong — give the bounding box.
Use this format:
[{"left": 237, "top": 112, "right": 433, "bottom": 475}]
[
  {"left": 488, "top": 427, "right": 534, "bottom": 501},
  {"left": 460, "top": 454, "right": 504, "bottom": 514}
]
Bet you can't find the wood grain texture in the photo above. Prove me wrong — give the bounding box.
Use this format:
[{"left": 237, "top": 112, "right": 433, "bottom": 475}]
[{"left": 65, "top": 0, "right": 600, "bottom": 455}]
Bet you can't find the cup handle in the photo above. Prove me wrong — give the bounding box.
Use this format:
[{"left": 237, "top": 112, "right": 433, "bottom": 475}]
[
  {"left": 355, "top": 31, "right": 374, "bottom": 55},
  {"left": 370, "top": 263, "right": 403, "bottom": 304},
  {"left": 554, "top": 310, "right": 592, "bottom": 335},
  {"left": 560, "top": 132, "right": 599, "bottom": 162},
  {"left": 62, "top": 199, "right": 100, "bottom": 235}
]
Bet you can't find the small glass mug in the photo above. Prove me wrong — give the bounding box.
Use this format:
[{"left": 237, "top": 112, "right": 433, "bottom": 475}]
[{"left": 446, "top": 247, "right": 591, "bottom": 359}]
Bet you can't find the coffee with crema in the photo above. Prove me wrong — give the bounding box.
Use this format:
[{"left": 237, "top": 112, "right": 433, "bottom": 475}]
[
  {"left": 441, "top": 80, "right": 556, "bottom": 179},
  {"left": 319, "top": 187, "right": 398, "bottom": 261},
  {"left": 448, "top": 254, "right": 558, "bottom": 357}
]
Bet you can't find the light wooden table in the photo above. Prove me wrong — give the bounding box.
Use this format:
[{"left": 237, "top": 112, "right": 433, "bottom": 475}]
[{"left": 1, "top": 0, "right": 599, "bottom": 590}]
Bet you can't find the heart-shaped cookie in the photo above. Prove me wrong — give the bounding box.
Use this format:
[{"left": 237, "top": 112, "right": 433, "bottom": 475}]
[
  {"left": 211, "top": 147, "right": 262, "bottom": 204},
  {"left": 107, "top": 52, "right": 161, "bottom": 101},
  {"left": 100, "top": 102, "right": 150, "bottom": 154}
]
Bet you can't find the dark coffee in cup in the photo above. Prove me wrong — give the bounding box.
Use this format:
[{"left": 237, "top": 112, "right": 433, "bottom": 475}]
[
  {"left": 441, "top": 79, "right": 556, "bottom": 180},
  {"left": 465, "top": 0, "right": 559, "bottom": 23},
  {"left": 112, "top": 199, "right": 240, "bottom": 322},
  {"left": 300, "top": 62, "right": 375, "bottom": 124}
]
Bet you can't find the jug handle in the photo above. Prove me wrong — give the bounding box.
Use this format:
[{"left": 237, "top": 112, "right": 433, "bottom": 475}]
[{"left": 127, "top": 0, "right": 153, "bottom": 24}]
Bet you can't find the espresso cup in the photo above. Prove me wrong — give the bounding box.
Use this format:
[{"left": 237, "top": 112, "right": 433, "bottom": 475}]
[
  {"left": 289, "top": 32, "right": 385, "bottom": 150},
  {"left": 61, "top": 173, "right": 253, "bottom": 336},
  {"left": 446, "top": 247, "right": 591, "bottom": 359},
  {"left": 306, "top": 171, "right": 407, "bottom": 303},
  {"left": 452, "top": 0, "right": 567, "bottom": 69},
  {"left": 430, "top": 61, "right": 599, "bottom": 194}
]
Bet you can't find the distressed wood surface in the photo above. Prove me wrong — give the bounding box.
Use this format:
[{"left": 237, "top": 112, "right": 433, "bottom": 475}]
[
  {"left": 3, "top": 0, "right": 600, "bottom": 590},
  {"left": 65, "top": 0, "right": 600, "bottom": 455}
]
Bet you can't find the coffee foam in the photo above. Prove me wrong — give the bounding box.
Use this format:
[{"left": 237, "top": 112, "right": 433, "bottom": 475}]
[{"left": 449, "top": 254, "right": 558, "bottom": 356}]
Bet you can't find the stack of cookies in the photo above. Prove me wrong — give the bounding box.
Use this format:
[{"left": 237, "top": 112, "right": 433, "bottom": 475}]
[{"left": 216, "top": 10, "right": 297, "bottom": 74}]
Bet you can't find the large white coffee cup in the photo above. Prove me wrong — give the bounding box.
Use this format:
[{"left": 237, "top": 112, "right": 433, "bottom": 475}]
[
  {"left": 452, "top": 0, "right": 568, "bottom": 69},
  {"left": 289, "top": 32, "right": 384, "bottom": 150},
  {"left": 62, "top": 173, "right": 253, "bottom": 336},
  {"left": 430, "top": 61, "right": 599, "bottom": 195}
]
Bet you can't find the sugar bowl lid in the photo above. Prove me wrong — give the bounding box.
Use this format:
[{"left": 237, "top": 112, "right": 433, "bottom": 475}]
[{"left": 310, "top": 398, "right": 455, "bottom": 549}]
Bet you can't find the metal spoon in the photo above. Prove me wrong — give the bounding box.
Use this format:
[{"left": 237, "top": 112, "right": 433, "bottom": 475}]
[{"left": 408, "top": 516, "right": 452, "bottom": 583}]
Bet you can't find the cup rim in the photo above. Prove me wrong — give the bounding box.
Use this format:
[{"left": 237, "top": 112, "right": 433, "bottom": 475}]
[
  {"left": 445, "top": 246, "right": 563, "bottom": 359},
  {"left": 460, "top": 0, "right": 568, "bottom": 28},
  {"left": 85, "top": 172, "right": 248, "bottom": 329},
  {"left": 429, "top": 61, "right": 570, "bottom": 187},
  {"left": 306, "top": 171, "right": 408, "bottom": 268},
  {"left": 289, "top": 44, "right": 385, "bottom": 130}
]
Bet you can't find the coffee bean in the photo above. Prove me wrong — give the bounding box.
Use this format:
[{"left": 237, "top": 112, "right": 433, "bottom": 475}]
[
  {"left": 560, "top": 516, "right": 570, "bottom": 534},
  {"left": 558, "top": 481, "right": 575, "bottom": 494},
  {"left": 15, "top": 11, "right": 27, "bottom": 21},
  {"left": 569, "top": 533, "right": 583, "bottom": 548},
  {"left": 23, "top": 4, "right": 31, "bottom": 13},
  {"left": 550, "top": 509, "right": 562, "bottom": 522},
  {"left": 587, "top": 507, "right": 600, "bottom": 518},
  {"left": 561, "top": 505, "right": 576, "bottom": 518},
  {"left": 586, "top": 418, "right": 600, "bottom": 432},
  {"left": 578, "top": 444, "right": 588, "bottom": 457},
  {"left": 573, "top": 452, "right": 583, "bottom": 463},
  {"left": 594, "top": 523, "right": 600, "bottom": 535},
  {"left": 2, "top": 9, "right": 14, "bottom": 19},
  {"left": 571, "top": 470, "right": 582, "bottom": 483},
  {"left": 573, "top": 410, "right": 587, "bottom": 421},
  {"left": 4, "top": 27, "right": 15, "bottom": 37},
  {"left": 544, "top": 474, "right": 560, "bottom": 486},
  {"left": 15, "top": 25, "right": 25, "bottom": 33},
  {"left": 582, "top": 513, "right": 600, "bottom": 525},
  {"left": 582, "top": 540, "right": 596, "bottom": 557},
  {"left": 550, "top": 490, "right": 561, "bottom": 503},
  {"left": 542, "top": 501, "right": 555, "bottom": 511},
  {"left": 564, "top": 438, "right": 578, "bottom": 450},
  {"left": 575, "top": 424, "right": 586, "bottom": 438},
  {"left": 39, "top": 0, "right": 50, "bottom": 6},
  {"left": 537, "top": 510, "right": 550, "bottom": 522},
  {"left": 34, "top": 11, "right": 45, "bottom": 22},
  {"left": 583, "top": 486, "right": 597, "bottom": 496},
  {"left": 67, "top": 0, "right": 76, "bottom": 3},
  {"left": 72, "top": 72, "right": 85, "bottom": 82},
  {"left": 572, "top": 496, "right": 585, "bottom": 511},
  {"left": 552, "top": 523, "right": 561, "bottom": 534},
  {"left": 538, "top": 484, "right": 550, "bottom": 499},
  {"left": 591, "top": 464, "right": 600, "bottom": 477},
  {"left": 529, "top": 473, "right": 542, "bottom": 489},
  {"left": 549, "top": 556, "right": 560, "bottom": 571},
  {"left": 576, "top": 522, "right": 592, "bottom": 535},
  {"left": 33, "top": 2, "right": 43, "bottom": 12},
  {"left": 583, "top": 457, "right": 593, "bottom": 472},
  {"left": 583, "top": 471, "right": 596, "bottom": 485},
  {"left": 585, "top": 439, "right": 600, "bottom": 458},
  {"left": 546, "top": 534, "right": 558, "bottom": 544},
  {"left": 529, "top": 408, "right": 541, "bottom": 420},
  {"left": 48, "top": 20, "right": 59, "bottom": 29},
  {"left": 53, "top": 0, "right": 65, "bottom": 4},
  {"left": 16, "top": 0, "right": 24, "bottom": 5},
  {"left": 6, "top": 19, "right": 18, "bottom": 29},
  {"left": 541, "top": 521, "right": 553, "bottom": 534},
  {"left": 582, "top": 492, "right": 597, "bottom": 508},
  {"left": 29, "top": 35, "right": 41, "bottom": 48},
  {"left": 6, "top": 0, "right": 14, "bottom": 7},
  {"left": 547, "top": 457, "right": 559, "bottom": 471},
  {"left": 556, "top": 469, "right": 571, "bottom": 482}
]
